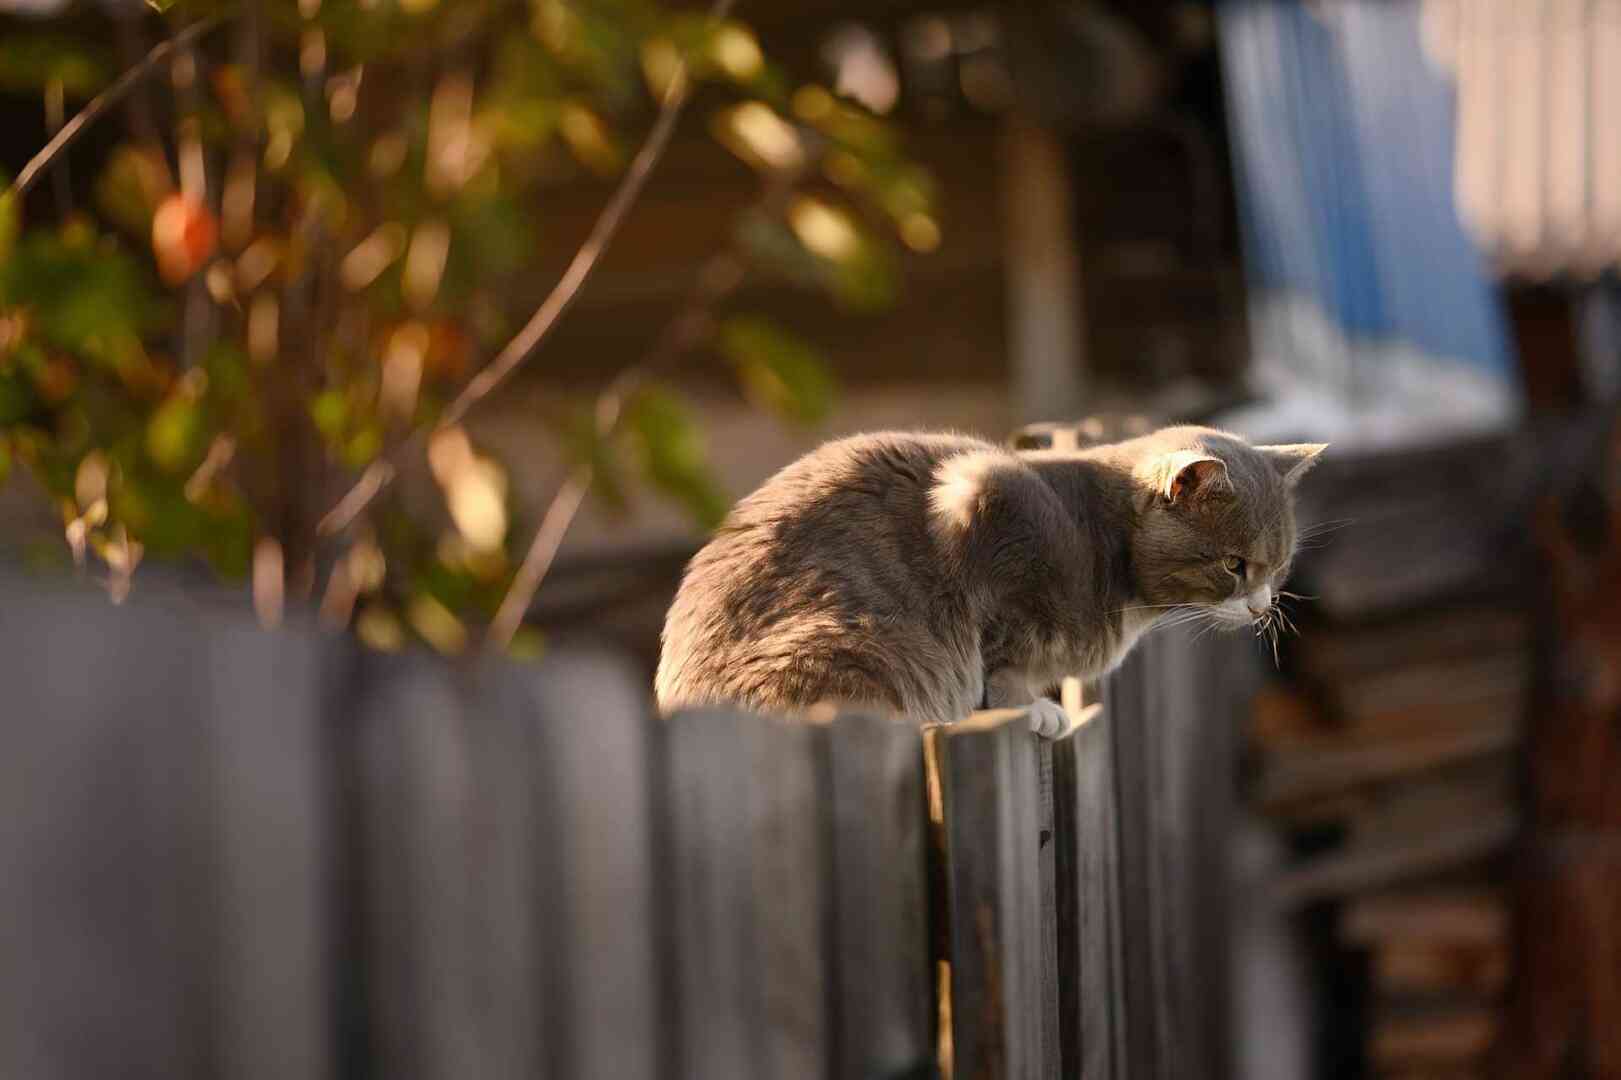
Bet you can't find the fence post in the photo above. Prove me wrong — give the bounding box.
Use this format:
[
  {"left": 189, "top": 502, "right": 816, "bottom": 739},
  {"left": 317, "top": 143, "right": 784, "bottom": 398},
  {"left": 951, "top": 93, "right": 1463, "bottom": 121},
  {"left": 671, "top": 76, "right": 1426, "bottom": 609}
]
[
  {"left": 506, "top": 647, "right": 661, "bottom": 1080},
  {"left": 824, "top": 710, "right": 934, "bottom": 1079},
  {"left": 0, "top": 576, "right": 334, "bottom": 1080},
  {"left": 1052, "top": 705, "right": 1126, "bottom": 1079},
  {"left": 352, "top": 654, "right": 551, "bottom": 1080},
  {"left": 661, "top": 708, "right": 830, "bottom": 1079},
  {"left": 927, "top": 709, "right": 1057, "bottom": 1079},
  {"left": 1086, "top": 627, "right": 1248, "bottom": 1080},
  {"left": 203, "top": 618, "right": 334, "bottom": 1080}
]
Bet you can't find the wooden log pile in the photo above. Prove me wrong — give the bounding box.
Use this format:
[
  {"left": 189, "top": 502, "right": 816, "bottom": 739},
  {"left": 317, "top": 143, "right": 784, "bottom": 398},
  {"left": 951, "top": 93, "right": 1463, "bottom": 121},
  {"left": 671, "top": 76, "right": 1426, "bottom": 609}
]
[{"left": 1243, "top": 434, "right": 1539, "bottom": 1078}]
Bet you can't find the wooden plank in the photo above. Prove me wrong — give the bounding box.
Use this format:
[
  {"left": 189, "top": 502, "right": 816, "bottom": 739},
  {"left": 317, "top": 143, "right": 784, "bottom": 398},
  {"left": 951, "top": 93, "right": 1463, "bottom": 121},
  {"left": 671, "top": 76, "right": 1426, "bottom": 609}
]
[
  {"left": 460, "top": 660, "right": 559, "bottom": 1080},
  {"left": 1100, "top": 624, "right": 1253, "bottom": 1080},
  {"left": 1339, "top": 890, "right": 1509, "bottom": 948},
  {"left": 1037, "top": 737, "right": 1060, "bottom": 1080},
  {"left": 509, "top": 646, "right": 659, "bottom": 1080},
  {"left": 1372, "top": 942, "right": 1510, "bottom": 998},
  {"left": 1250, "top": 689, "right": 1525, "bottom": 756},
  {"left": 930, "top": 708, "right": 1053, "bottom": 1079},
  {"left": 1004, "top": 121, "right": 1086, "bottom": 424},
  {"left": 0, "top": 577, "right": 216, "bottom": 1080},
  {"left": 1328, "top": 654, "right": 1530, "bottom": 720},
  {"left": 823, "top": 710, "right": 933, "bottom": 1079},
  {"left": 1293, "top": 608, "right": 1529, "bottom": 684},
  {"left": 662, "top": 708, "right": 829, "bottom": 1080},
  {"left": 352, "top": 652, "right": 551, "bottom": 1080},
  {"left": 1272, "top": 811, "right": 1519, "bottom": 910},
  {"left": 1347, "top": 758, "right": 1517, "bottom": 845},
  {"left": 1053, "top": 706, "right": 1125, "bottom": 1079},
  {"left": 1255, "top": 715, "right": 1520, "bottom": 809},
  {"left": 1103, "top": 643, "right": 1161, "bottom": 1078},
  {"left": 1369, "top": 1005, "right": 1497, "bottom": 1069},
  {"left": 201, "top": 617, "right": 334, "bottom": 1080}
]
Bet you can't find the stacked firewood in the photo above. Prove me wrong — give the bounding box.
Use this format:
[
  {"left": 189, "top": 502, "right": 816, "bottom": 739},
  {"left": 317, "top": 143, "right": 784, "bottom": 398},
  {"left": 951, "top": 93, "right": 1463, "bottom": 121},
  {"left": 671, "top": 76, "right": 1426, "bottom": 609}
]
[
  {"left": 1244, "top": 433, "right": 1538, "bottom": 1078},
  {"left": 1249, "top": 607, "right": 1524, "bottom": 1077}
]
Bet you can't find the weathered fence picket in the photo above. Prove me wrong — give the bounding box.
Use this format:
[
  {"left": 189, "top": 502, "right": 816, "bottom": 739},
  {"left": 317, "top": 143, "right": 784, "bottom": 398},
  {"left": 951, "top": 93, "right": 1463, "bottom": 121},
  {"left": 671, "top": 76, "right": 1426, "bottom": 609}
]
[
  {"left": 206, "top": 621, "right": 333, "bottom": 1080},
  {"left": 523, "top": 647, "right": 662, "bottom": 1080},
  {"left": 354, "top": 657, "right": 526, "bottom": 1080},
  {"left": 1053, "top": 704, "right": 1126, "bottom": 1079},
  {"left": 1102, "top": 628, "right": 1251, "bottom": 1079},
  {"left": 662, "top": 707, "right": 831, "bottom": 1079},
  {"left": 0, "top": 571, "right": 1239, "bottom": 1080},
  {"left": 926, "top": 709, "right": 1058, "bottom": 1079},
  {"left": 822, "top": 710, "right": 933, "bottom": 1080}
]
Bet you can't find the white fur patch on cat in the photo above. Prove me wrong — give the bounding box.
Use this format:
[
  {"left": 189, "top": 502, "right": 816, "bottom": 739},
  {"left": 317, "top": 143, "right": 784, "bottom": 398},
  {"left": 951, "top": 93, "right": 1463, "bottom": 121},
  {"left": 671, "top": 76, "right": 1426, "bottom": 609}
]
[{"left": 929, "top": 450, "right": 1005, "bottom": 532}]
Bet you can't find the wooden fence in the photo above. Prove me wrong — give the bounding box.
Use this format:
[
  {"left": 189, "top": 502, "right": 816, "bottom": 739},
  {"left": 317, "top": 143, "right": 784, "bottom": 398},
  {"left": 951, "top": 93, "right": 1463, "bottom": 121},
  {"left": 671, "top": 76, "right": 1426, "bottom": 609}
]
[{"left": 0, "top": 571, "right": 1251, "bottom": 1080}]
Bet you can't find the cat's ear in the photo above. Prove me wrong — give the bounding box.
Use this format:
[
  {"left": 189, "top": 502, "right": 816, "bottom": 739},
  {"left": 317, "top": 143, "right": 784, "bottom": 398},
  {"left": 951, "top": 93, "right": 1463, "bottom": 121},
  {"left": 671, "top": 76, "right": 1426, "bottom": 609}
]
[
  {"left": 1257, "top": 443, "right": 1328, "bottom": 487},
  {"left": 1161, "top": 451, "right": 1230, "bottom": 504}
]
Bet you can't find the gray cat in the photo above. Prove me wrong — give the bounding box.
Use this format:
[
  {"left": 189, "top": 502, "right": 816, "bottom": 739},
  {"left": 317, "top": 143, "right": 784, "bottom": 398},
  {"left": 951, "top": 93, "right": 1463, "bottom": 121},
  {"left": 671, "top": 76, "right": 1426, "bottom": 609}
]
[{"left": 655, "top": 425, "right": 1323, "bottom": 734}]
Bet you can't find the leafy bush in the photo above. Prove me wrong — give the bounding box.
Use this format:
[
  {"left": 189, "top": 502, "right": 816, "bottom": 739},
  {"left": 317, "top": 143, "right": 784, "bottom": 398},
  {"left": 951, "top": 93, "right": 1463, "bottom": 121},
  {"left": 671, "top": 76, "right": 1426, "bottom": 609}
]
[{"left": 0, "top": 0, "right": 936, "bottom": 652}]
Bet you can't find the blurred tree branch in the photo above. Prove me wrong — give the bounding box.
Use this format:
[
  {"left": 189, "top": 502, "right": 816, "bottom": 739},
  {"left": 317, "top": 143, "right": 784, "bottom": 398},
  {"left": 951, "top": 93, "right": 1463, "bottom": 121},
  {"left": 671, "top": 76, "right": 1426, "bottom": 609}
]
[
  {"left": 10, "top": 13, "right": 229, "bottom": 200},
  {"left": 0, "top": 0, "right": 936, "bottom": 653},
  {"left": 320, "top": 0, "right": 736, "bottom": 541},
  {"left": 487, "top": 161, "right": 802, "bottom": 649}
]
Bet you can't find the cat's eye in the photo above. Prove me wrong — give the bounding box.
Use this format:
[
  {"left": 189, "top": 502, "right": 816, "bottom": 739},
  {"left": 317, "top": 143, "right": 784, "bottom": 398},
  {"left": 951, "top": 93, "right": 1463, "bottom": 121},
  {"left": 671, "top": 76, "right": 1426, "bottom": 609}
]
[{"left": 1223, "top": 555, "right": 1246, "bottom": 577}]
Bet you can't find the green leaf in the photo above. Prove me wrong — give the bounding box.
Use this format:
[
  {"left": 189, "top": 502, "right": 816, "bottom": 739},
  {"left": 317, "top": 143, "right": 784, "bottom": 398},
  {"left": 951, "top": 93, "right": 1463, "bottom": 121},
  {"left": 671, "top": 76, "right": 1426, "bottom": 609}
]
[
  {"left": 309, "top": 389, "right": 348, "bottom": 440},
  {"left": 626, "top": 386, "right": 729, "bottom": 529},
  {"left": 146, "top": 397, "right": 204, "bottom": 472},
  {"left": 344, "top": 424, "right": 383, "bottom": 470},
  {"left": 717, "top": 315, "right": 835, "bottom": 426},
  {"left": 2, "top": 229, "right": 169, "bottom": 366},
  {"left": 827, "top": 237, "right": 899, "bottom": 312}
]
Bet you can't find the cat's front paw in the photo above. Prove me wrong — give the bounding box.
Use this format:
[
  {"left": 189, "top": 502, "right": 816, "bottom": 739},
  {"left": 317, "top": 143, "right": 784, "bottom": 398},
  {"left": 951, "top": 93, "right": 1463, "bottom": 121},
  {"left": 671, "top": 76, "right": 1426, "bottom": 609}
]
[{"left": 1026, "top": 698, "right": 1069, "bottom": 739}]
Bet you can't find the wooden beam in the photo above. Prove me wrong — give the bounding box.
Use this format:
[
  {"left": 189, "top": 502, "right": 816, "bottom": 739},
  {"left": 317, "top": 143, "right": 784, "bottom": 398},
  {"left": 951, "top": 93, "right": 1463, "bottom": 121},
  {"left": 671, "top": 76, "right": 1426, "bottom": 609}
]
[{"left": 1002, "top": 122, "right": 1085, "bottom": 424}]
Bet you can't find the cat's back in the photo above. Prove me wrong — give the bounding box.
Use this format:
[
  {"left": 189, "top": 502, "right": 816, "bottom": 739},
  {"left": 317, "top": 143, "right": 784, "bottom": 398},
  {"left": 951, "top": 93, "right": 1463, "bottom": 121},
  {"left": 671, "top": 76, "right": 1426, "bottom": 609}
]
[{"left": 655, "top": 430, "right": 998, "bottom": 714}]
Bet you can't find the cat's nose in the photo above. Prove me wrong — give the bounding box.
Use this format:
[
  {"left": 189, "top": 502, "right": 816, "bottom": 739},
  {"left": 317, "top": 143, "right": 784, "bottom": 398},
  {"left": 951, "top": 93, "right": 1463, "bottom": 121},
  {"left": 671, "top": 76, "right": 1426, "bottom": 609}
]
[{"left": 1247, "top": 585, "right": 1273, "bottom": 617}]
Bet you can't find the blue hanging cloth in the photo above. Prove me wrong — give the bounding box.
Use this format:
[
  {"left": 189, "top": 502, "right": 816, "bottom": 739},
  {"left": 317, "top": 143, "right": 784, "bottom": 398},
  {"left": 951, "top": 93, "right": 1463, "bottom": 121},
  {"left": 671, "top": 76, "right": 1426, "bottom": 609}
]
[{"left": 1214, "top": 0, "right": 1521, "bottom": 447}]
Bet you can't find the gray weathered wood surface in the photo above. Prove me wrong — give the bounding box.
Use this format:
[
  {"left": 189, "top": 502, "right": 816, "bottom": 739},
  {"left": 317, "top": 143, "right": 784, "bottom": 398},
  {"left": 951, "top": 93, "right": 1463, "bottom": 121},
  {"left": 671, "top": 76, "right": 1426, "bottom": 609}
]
[
  {"left": 1053, "top": 704, "right": 1125, "bottom": 1079},
  {"left": 662, "top": 707, "right": 830, "bottom": 1080},
  {"left": 928, "top": 709, "right": 1057, "bottom": 1079},
  {"left": 823, "top": 710, "right": 933, "bottom": 1079},
  {"left": 0, "top": 570, "right": 1238, "bottom": 1080}
]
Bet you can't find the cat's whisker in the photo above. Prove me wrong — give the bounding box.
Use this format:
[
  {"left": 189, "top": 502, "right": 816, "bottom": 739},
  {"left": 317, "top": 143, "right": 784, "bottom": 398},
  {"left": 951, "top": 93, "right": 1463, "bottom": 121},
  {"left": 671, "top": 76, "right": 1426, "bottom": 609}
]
[
  {"left": 1297, "top": 518, "right": 1355, "bottom": 540},
  {"left": 1109, "top": 603, "right": 1199, "bottom": 613},
  {"left": 1159, "top": 610, "right": 1214, "bottom": 632},
  {"left": 1278, "top": 589, "right": 1316, "bottom": 602}
]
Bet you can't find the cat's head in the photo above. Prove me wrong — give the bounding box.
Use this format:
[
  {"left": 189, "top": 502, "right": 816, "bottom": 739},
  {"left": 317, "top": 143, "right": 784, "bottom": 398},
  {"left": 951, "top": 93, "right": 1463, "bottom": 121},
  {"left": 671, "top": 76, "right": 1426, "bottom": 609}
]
[{"left": 1127, "top": 427, "right": 1325, "bottom": 630}]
